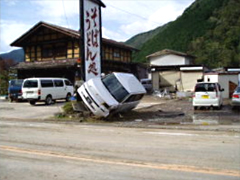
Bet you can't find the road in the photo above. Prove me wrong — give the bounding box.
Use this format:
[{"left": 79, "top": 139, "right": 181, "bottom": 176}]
[{"left": 0, "top": 118, "right": 240, "bottom": 180}]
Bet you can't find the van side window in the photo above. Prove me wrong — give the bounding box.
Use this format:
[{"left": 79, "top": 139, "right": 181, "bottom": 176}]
[
  {"left": 64, "top": 80, "right": 72, "bottom": 86},
  {"left": 125, "top": 94, "right": 144, "bottom": 103},
  {"left": 41, "top": 80, "right": 54, "bottom": 88},
  {"left": 54, "top": 80, "right": 64, "bottom": 87}
]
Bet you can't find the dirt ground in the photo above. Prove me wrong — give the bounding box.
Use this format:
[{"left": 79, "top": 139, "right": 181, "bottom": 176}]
[{"left": 108, "top": 95, "right": 240, "bottom": 126}]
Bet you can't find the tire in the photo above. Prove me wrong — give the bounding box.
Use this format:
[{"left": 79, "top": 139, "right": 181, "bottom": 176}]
[
  {"left": 66, "top": 93, "right": 71, "bottom": 102},
  {"left": 45, "top": 95, "right": 52, "bottom": 105},
  {"left": 194, "top": 106, "right": 198, "bottom": 110},
  {"left": 29, "top": 100, "right": 36, "bottom": 105}
]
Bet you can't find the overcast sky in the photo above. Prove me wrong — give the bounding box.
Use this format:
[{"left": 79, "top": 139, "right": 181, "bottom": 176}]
[{"left": 0, "top": 0, "right": 195, "bottom": 53}]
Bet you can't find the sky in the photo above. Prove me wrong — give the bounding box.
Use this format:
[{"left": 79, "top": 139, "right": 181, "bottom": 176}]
[{"left": 0, "top": 0, "right": 195, "bottom": 53}]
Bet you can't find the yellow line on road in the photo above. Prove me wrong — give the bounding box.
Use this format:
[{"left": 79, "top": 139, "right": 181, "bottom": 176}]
[{"left": 1, "top": 145, "right": 239, "bottom": 177}]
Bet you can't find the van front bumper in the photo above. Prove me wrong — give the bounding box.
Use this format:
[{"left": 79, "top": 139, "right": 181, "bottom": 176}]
[{"left": 78, "top": 85, "right": 110, "bottom": 117}]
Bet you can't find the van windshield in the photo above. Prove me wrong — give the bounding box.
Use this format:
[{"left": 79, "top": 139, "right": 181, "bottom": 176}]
[
  {"left": 102, "top": 74, "right": 129, "bottom": 102},
  {"left": 195, "top": 83, "right": 217, "bottom": 92},
  {"left": 23, "top": 80, "right": 38, "bottom": 88}
]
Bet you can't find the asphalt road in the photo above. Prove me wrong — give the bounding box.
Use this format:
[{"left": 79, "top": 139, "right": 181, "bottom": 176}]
[{"left": 0, "top": 119, "right": 240, "bottom": 180}]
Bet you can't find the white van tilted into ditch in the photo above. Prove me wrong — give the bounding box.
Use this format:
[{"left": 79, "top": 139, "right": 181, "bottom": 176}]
[
  {"left": 78, "top": 72, "right": 146, "bottom": 117},
  {"left": 22, "top": 78, "right": 74, "bottom": 105}
]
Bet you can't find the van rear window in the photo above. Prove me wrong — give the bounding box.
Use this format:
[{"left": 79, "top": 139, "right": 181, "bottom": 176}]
[
  {"left": 195, "top": 83, "right": 216, "bottom": 92},
  {"left": 23, "top": 80, "right": 38, "bottom": 88},
  {"left": 236, "top": 87, "right": 240, "bottom": 93},
  {"left": 10, "top": 79, "right": 23, "bottom": 87}
]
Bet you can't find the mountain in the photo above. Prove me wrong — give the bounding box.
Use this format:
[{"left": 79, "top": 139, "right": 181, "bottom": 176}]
[
  {"left": 126, "top": 0, "right": 240, "bottom": 68},
  {"left": 0, "top": 49, "right": 24, "bottom": 63},
  {"left": 125, "top": 23, "right": 169, "bottom": 49}
]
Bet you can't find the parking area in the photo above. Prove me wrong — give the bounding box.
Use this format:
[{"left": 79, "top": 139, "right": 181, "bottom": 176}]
[
  {"left": 0, "top": 96, "right": 239, "bottom": 128},
  {"left": 0, "top": 96, "right": 162, "bottom": 120},
  {"left": 0, "top": 99, "right": 65, "bottom": 120}
]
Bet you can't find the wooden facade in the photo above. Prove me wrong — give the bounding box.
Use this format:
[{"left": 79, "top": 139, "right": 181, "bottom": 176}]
[{"left": 11, "top": 21, "right": 139, "bottom": 83}]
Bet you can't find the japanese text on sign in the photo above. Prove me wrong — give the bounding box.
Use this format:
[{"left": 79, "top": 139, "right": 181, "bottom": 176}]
[{"left": 84, "top": 1, "right": 101, "bottom": 80}]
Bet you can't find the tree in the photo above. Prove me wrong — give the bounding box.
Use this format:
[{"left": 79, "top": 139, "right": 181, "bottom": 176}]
[{"left": 0, "top": 59, "right": 17, "bottom": 95}]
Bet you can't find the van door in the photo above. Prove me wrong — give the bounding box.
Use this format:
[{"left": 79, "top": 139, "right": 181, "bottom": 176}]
[
  {"left": 64, "top": 79, "right": 74, "bottom": 95},
  {"left": 53, "top": 79, "right": 65, "bottom": 99},
  {"left": 40, "top": 79, "right": 55, "bottom": 100}
]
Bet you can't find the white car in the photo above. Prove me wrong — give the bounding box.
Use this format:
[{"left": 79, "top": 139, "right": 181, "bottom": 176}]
[
  {"left": 231, "top": 85, "right": 240, "bottom": 108},
  {"left": 192, "top": 82, "right": 224, "bottom": 110}
]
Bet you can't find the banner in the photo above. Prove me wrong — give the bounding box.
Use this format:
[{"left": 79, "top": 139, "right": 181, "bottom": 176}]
[{"left": 81, "top": 0, "right": 105, "bottom": 81}]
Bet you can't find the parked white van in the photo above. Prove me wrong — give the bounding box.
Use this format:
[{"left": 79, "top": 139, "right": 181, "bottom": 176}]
[
  {"left": 78, "top": 72, "right": 146, "bottom": 117},
  {"left": 192, "top": 82, "right": 224, "bottom": 110},
  {"left": 22, "top": 78, "right": 74, "bottom": 105}
]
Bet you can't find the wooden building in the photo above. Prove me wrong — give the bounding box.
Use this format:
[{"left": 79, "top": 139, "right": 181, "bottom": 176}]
[{"left": 11, "top": 21, "right": 143, "bottom": 83}]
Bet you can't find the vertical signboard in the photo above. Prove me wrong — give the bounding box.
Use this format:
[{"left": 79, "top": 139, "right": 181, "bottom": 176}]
[{"left": 80, "top": 0, "right": 105, "bottom": 81}]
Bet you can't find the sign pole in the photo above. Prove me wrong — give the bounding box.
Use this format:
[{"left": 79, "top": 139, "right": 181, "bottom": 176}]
[{"left": 80, "top": 0, "right": 85, "bottom": 81}]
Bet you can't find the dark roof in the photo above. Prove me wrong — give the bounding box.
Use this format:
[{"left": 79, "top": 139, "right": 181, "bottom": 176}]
[
  {"left": 146, "top": 49, "right": 196, "bottom": 59},
  {"left": 10, "top": 21, "right": 137, "bottom": 51},
  {"left": 12, "top": 59, "right": 77, "bottom": 70}
]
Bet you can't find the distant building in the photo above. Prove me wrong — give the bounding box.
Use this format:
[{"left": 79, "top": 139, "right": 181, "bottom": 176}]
[
  {"left": 11, "top": 21, "right": 146, "bottom": 83},
  {"left": 147, "top": 49, "right": 195, "bottom": 67},
  {"left": 147, "top": 49, "right": 205, "bottom": 92},
  {"left": 204, "top": 71, "right": 239, "bottom": 98}
]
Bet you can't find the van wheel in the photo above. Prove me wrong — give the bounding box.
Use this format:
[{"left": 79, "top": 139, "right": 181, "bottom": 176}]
[
  {"left": 194, "top": 106, "right": 198, "bottom": 110},
  {"left": 30, "top": 100, "right": 36, "bottom": 105},
  {"left": 66, "top": 93, "right": 71, "bottom": 102},
  {"left": 45, "top": 96, "right": 52, "bottom": 105}
]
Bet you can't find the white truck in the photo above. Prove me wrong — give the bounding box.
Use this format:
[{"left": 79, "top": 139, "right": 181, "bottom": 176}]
[{"left": 78, "top": 72, "right": 146, "bottom": 117}]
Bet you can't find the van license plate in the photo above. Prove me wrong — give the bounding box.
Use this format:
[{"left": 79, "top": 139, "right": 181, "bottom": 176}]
[
  {"left": 202, "top": 95, "right": 209, "bottom": 99},
  {"left": 27, "top": 91, "right": 33, "bottom": 94}
]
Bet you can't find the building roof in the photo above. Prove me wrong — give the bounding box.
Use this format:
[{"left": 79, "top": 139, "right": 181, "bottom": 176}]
[
  {"left": 12, "top": 59, "right": 77, "bottom": 70},
  {"left": 10, "top": 21, "right": 137, "bottom": 51},
  {"left": 146, "top": 49, "right": 196, "bottom": 59}
]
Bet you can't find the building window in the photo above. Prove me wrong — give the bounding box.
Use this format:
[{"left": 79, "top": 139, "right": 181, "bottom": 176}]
[
  {"left": 55, "top": 45, "right": 66, "bottom": 57},
  {"left": 113, "top": 49, "right": 120, "bottom": 58},
  {"left": 42, "top": 44, "right": 66, "bottom": 59},
  {"left": 42, "top": 45, "right": 53, "bottom": 58}
]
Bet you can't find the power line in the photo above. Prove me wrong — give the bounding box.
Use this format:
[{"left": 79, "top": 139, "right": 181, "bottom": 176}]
[
  {"left": 107, "top": 4, "right": 162, "bottom": 26},
  {"left": 62, "top": 0, "right": 70, "bottom": 28}
]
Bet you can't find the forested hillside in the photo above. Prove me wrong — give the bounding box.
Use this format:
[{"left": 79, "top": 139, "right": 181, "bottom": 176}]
[
  {"left": 127, "top": 0, "right": 240, "bottom": 68},
  {"left": 0, "top": 49, "right": 24, "bottom": 63}
]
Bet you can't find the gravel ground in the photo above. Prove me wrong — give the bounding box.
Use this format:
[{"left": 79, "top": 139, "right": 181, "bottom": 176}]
[{"left": 107, "top": 95, "right": 240, "bottom": 127}]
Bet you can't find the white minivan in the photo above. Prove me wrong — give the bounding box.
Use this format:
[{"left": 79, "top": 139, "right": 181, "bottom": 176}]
[
  {"left": 22, "top": 78, "right": 74, "bottom": 105},
  {"left": 192, "top": 82, "right": 224, "bottom": 110},
  {"left": 78, "top": 72, "right": 146, "bottom": 117}
]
